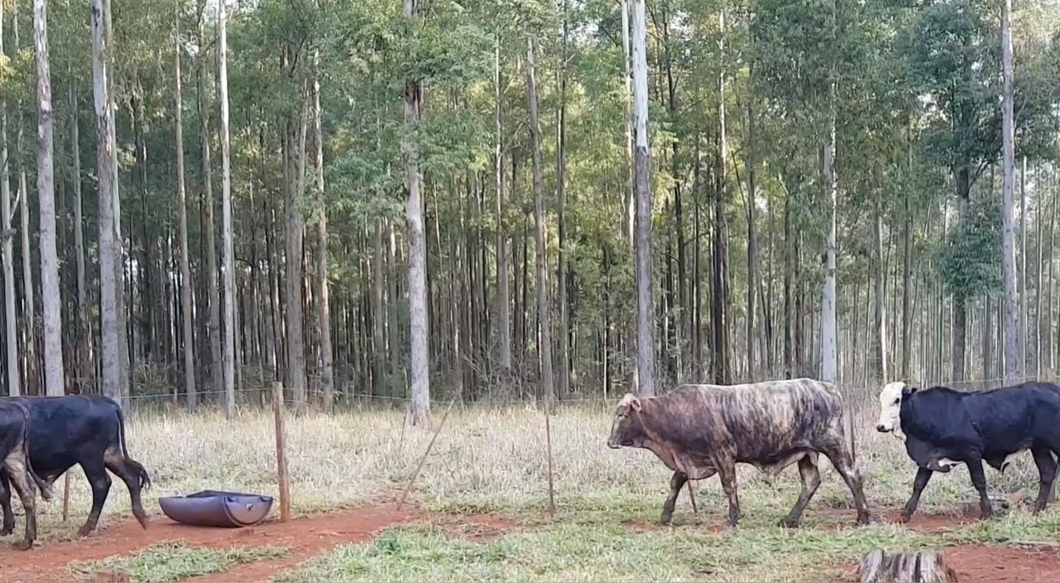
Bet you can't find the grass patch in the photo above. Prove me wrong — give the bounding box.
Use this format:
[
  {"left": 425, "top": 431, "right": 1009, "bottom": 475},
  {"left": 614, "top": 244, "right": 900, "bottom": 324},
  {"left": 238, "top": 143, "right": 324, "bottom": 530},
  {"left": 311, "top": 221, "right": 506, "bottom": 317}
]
[
  {"left": 68, "top": 541, "right": 290, "bottom": 582},
  {"left": 274, "top": 511, "right": 1060, "bottom": 582}
]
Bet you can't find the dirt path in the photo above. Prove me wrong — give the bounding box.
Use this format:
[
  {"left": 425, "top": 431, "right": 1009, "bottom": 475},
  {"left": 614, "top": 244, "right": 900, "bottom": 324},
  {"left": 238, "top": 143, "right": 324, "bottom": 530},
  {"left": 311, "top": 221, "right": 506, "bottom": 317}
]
[{"left": 0, "top": 503, "right": 423, "bottom": 583}]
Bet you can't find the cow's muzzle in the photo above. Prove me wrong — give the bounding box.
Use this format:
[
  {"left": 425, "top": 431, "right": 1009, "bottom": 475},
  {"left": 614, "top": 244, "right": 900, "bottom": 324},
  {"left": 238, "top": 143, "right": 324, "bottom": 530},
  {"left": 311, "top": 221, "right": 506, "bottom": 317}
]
[{"left": 876, "top": 424, "right": 891, "bottom": 433}]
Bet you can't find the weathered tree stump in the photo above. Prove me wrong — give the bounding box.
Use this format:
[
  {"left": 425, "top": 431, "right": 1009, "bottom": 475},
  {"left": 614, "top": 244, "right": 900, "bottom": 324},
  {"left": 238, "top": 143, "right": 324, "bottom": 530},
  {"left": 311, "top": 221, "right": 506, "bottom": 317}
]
[{"left": 858, "top": 549, "right": 958, "bottom": 583}]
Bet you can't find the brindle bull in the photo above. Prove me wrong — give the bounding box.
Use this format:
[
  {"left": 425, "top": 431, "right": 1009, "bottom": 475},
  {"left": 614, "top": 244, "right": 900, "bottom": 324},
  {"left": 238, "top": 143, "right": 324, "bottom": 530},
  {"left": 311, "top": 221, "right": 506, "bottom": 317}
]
[{"left": 607, "top": 378, "right": 870, "bottom": 528}]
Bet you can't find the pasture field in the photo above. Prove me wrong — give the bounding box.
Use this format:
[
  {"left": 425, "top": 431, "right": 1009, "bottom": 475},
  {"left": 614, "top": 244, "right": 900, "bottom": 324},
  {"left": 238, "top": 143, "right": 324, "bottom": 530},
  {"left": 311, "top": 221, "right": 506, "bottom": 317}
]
[{"left": 3, "top": 392, "right": 1060, "bottom": 582}]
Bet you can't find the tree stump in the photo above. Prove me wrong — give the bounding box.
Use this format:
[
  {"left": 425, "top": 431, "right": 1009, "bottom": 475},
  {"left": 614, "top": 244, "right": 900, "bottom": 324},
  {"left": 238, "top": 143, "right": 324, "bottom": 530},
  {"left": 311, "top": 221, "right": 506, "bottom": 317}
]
[{"left": 858, "top": 549, "right": 958, "bottom": 583}]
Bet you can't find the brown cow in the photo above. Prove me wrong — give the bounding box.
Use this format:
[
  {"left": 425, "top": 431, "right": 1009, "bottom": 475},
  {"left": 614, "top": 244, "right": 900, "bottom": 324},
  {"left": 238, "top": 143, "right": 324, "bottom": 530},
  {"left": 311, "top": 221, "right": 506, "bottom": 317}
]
[{"left": 607, "top": 378, "right": 870, "bottom": 528}]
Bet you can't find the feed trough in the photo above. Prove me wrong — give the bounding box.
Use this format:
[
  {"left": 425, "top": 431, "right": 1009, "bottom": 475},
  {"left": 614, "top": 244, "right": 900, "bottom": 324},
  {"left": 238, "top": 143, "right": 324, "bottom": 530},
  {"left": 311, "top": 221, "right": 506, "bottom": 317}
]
[{"left": 159, "top": 490, "right": 274, "bottom": 528}]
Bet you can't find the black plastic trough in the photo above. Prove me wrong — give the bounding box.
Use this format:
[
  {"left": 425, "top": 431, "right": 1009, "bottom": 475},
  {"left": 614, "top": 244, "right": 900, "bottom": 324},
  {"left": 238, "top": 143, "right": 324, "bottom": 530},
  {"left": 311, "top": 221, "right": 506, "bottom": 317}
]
[{"left": 159, "top": 490, "right": 274, "bottom": 528}]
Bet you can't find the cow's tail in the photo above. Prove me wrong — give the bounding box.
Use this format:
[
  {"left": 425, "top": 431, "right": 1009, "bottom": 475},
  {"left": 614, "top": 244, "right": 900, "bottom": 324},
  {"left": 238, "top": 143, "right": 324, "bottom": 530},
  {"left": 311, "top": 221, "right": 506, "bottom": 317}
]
[
  {"left": 115, "top": 405, "right": 152, "bottom": 492},
  {"left": 15, "top": 403, "right": 52, "bottom": 501}
]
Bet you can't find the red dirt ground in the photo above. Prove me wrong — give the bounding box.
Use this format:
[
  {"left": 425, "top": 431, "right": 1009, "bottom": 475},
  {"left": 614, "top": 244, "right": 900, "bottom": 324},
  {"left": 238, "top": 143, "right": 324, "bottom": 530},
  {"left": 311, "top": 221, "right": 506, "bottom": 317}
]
[
  {"left": 0, "top": 503, "right": 520, "bottom": 583},
  {"left": 1, "top": 502, "right": 1056, "bottom": 582}
]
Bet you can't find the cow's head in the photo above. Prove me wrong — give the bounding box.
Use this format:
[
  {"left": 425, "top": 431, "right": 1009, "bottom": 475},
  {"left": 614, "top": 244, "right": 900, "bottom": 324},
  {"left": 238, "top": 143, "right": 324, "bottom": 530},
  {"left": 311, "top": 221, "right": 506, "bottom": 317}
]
[
  {"left": 876, "top": 381, "right": 916, "bottom": 438},
  {"left": 607, "top": 393, "right": 645, "bottom": 449}
]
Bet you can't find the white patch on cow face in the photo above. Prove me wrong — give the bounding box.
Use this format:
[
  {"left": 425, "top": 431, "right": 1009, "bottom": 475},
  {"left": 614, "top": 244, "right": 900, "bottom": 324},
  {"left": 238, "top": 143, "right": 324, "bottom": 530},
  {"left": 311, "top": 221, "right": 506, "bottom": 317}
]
[{"left": 876, "top": 381, "right": 906, "bottom": 438}]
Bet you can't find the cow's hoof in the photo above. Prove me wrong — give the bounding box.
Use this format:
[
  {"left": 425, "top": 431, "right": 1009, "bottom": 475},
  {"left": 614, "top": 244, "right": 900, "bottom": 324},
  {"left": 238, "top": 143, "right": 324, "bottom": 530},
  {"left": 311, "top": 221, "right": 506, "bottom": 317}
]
[
  {"left": 13, "top": 540, "right": 32, "bottom": 551},
  {"left": 898, "top": 512, "right": 913, "bottom": 524},
  {"left": 979, "top": 509, "right": 994, "bottom": 521},
  {"left": 777, "top": 517, "right": 800, "bottom": 529},
  {"left": 0, "top": 526, "right": 13, "bottom": 537},
  {"left": 856, "top": 512, "right": 871, "bottom": 526},
  {"left": 76, "top": 527, "right": 94, "bottom": 538}
]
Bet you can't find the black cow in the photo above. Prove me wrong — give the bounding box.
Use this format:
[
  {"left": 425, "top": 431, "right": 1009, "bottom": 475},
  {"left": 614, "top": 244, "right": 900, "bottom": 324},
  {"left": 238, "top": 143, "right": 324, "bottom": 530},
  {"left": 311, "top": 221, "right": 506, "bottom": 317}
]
[
  {"left": 0, "top": 401, "right": 51, "bottom": 549},
  {"left": 876, "top": 381, "right": 1060, "bottom": 521},
  {"left": 607, "top": 379, "right": 870, "bottom": 528},
  {"left": 0, "top": 396, "right": 151, "bottom": 537}
]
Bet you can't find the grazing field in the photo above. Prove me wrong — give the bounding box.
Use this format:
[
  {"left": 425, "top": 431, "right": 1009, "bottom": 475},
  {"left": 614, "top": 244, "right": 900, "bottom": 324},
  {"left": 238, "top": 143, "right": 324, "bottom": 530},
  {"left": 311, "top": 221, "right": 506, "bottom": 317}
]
[{"left": 3, "top": 394, "right": 1060, "bottom": 582}]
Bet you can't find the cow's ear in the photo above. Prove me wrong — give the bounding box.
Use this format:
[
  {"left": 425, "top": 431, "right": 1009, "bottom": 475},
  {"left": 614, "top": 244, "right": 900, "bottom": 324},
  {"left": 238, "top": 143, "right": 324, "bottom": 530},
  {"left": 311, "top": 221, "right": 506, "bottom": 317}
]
[
  {"left": 630, "top": 396, "right": 642, "bottom": 412},
  {"left": 902, "top": 386, "right": 918, "bottom": 397}
]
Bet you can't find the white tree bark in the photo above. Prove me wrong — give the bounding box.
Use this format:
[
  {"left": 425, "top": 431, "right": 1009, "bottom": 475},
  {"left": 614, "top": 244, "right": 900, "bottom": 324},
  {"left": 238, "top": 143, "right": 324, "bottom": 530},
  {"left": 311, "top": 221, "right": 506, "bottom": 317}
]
[
  {"left": 218, "top": 0, "right": 235, "bottom": 416},
  {"left": 527, "top": 37, "right": 554, "bottom": 405},
  {"left": 0, "top": 0, "right": 19, "bottom": 397},
  {"left": 632, "top": 0, "right": 655, "bottom": 396},
  {"left": 197, "top": 2, "right": 222, "bottom": 401},
  {"left": 174, "top": 4, "right": 196, "bottom": 411},
  {"left": 621, "top": 0, "right": 634, "bottom": 246},
  {"left": 404, "top": 0, "right": 430, "bottom": 425},
  {"left": 1001, "top": 0, "right": 1019, "bottom": 384},
  {"left": 494, "top": 41, "right": 511, "bottom": 374},
  {"left": 34, "top": 0, "right": 64, "bottom": 397},
  {"left": 20, "top": 170, "right": 35, "bottom": 391},
  {"left": 1019, "top": 156, "right": 1026, "bottom": 378},
  {"left": 312, "top": 50, "right": 334, "bottom": 412},
  {"left": 91, "top": 0, "right": 120, "bottom": 404},
  {"left": 821, "top": 112, "right": 838, "bottom": 384},
  {"left": 820, "top": 0, "right": 839, "bottom": 385}
]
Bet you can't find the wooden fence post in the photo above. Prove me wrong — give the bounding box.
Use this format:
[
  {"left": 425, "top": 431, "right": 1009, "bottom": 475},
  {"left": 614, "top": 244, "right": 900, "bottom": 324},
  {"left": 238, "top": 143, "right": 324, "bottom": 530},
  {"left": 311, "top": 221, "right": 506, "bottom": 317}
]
[{"left": 272, "top": 381, "right": 291, "bottom": 522}]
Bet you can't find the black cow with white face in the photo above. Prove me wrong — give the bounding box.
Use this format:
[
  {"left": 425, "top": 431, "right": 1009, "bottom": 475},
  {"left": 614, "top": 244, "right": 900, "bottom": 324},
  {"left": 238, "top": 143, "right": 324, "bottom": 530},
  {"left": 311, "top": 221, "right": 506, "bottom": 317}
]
[
  {"left": 876, "top": 380, "right": 1060, "bottom": 521},
  {"left": 0, "top": 396, "right": 151, "bottom": 538}
]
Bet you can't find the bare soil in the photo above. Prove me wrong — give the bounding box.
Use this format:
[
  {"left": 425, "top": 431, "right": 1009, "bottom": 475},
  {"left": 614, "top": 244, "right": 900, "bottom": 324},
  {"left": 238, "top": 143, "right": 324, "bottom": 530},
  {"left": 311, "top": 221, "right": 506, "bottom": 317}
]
[{"left": 0, "top": 502, "right": 522, "bottom": 583}]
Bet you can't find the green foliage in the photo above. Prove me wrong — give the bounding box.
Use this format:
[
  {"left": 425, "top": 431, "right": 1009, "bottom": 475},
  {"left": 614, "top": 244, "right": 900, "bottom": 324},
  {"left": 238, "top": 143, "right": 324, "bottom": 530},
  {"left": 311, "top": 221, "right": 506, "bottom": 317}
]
[{"left": 937, "top": 196, "right": 1003, "bottom": 300}]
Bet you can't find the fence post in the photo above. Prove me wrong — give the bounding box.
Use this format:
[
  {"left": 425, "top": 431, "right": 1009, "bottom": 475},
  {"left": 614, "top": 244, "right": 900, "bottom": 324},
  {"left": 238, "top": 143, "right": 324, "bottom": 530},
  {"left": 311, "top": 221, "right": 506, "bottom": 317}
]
[{"left": 272, "top": 381, "right": 291, "bottom": 522}]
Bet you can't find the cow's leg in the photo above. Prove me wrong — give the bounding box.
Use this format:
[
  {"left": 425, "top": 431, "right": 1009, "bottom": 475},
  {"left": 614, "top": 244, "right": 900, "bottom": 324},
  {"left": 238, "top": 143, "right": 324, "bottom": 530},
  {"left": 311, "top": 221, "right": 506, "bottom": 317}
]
[
  {"left": 966, "top": 458, "right": 993, "bottom": 520},
  {"left": 900, "top": 467, "right": 933, "bottom": 522},
  {"left": 105, "top": 451, "right": 150, "bottom": 529},
  {"left": 715, "top": 458, "right": 740, "bottom": 527},
  {"left": 0, "top": 469, "right": 12, "bottom": 536},
  {"left": 79, "top": 459, "right": 112, "bottom": 537},
  {"left": 779, "top": 456, "right": 821, "bottom": 528},
  {"left": 660, "top": 471, "right": 687, "bottom": 526},
  {"left": 4, "top": 454, "right": 37, "bottom": 550},
  {"left": 823, "top": 449, "right": 870, "bottom": 525},
  {"left": 1031, "top": 444, "right": 1057, "bottom": 513}
]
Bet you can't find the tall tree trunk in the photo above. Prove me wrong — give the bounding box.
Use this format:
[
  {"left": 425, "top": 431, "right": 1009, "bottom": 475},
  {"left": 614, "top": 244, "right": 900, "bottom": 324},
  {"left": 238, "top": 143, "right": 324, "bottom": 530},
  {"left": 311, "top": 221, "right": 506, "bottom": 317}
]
[
  {"left": 494, "top": 41, "right": 511, "bottom": 376},
  {"left": 218, "top": 0, "right": 235, "bottom": 415},
  {"left": 873, "top": 199, "right": 886, "bottom": 382},
  {"left": 1019, "top": 156, "right": 1027, "bottom": 378},
  {"left": 820, "top": 111, "right": 838, "bottom": 385},
  {"left": 901, "top": 204, "right": 913, "bottom": 383},
  {"left": 92, "top": 0, "right": 120, "bottom": 403},
  {"left": 632, "top": 0, "right": 655, "bottom": 396},
  {"left": 197, "top": 2, "right": 222, "bottom": 400},
  {"left": 1047, "top": 184, "right": 1057, "bottom": 375},
  {"left": 527, "top": 37, "right": 554, "bottom": 405},
  {"left": 283, "top": 67, "right": 307, "bottom": 409},
  {"left": 20, "top": 169, "right": 36, "bottom": 393},
  {"left": 174, "top": 5, "right": 195, "bottom": 410},
  {"left": 745, "top": 86, "right": 758, "bottom": 382},
  {"left": 0, "top": 1, "right": 18, "bottom": 397},
  {"left": 34, "top": 0, "right": 63, "bottom": 396},
  {"left": 620, "top": 0, "right": 634, "bottom": 246},
  {"left": 404, "top": 0, "right": 430, "bottom": 425},
  {"left": 1000, "top": 0, "right": 1019, "bottom": 384},
  {"left": 311, "top": 51, "right": 333, "bottom": 412},
  {"left": 556, "top": 2, "right": 570, "bottom": 397},
  {"left": 1035, "top": 167, "right": 1045, "bottom": 376},
  {"left": 711, "top": 8, "right": 730, "bottom": 385}
]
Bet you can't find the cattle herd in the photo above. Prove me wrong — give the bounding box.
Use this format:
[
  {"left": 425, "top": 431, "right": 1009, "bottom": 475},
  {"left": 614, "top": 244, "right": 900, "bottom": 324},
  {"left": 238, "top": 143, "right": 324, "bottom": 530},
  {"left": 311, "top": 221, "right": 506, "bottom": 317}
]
[
  {"left": 610, "top": 378, "right": 1060, "bottom": 529},
  {"left": 0, "top": 379, "right": 1058, "bottom": 552}
]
